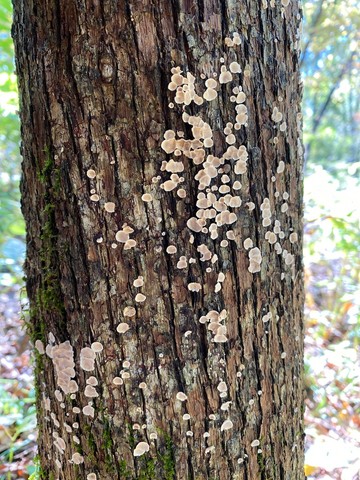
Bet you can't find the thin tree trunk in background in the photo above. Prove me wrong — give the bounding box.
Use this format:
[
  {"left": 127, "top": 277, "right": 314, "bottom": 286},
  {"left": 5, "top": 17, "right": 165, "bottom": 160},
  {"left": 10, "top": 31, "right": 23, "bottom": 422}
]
[{"left": 12, "top": 1, "right": 304, "bottom": 479}]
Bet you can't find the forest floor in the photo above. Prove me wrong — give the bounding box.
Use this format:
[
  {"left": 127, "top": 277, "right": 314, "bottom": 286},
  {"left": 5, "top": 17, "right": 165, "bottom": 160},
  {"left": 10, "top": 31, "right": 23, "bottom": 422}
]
[{"left": 0, "top": 270, "right": 359, "bottom": 479}]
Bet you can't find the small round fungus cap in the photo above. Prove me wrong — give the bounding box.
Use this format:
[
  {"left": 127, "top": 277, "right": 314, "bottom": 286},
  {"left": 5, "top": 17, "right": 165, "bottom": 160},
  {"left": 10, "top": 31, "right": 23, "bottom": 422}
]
[
  {"left": 161, "top": 180, "right": 177, "bottom": 192},
  {"left": 205, "top": 78, "right": 217, "bottom": 89},
  {"left": 83, "top": 405, "right": 95, "bottom": 417},
  {"left": 161, "top": 137, "right": 176, "bottom": 154},
  {"left": 133, "top": 441, "right": 150, "bottom": 457},
  {"left": 289, "top": 232, "right": 298, "bottom": 244},
  {"left": 113, "top": 377, "right": 124, "bottom": 385},
  {"left": 176, "top": 392, "right": 188, "bottom": 402},
  {"left": 86, "top": 376, "right": 98, "bottom": 386},
  {"left": 219, "top": 70, "right": 233, "bottom": 84},
  {"left": 133, "top": 276, "right": 144, "bottom": 287},
  {"left": 203, "top": 88, "right": 218, "bottom": 101},
  {"left": 188, "top": 282, "right": 202, "bottom": 292},
  {"left": 117, "top": 322, "right": 130, "bottom": 334},
  {"left": 86, "top": 169, "right": 96, "bottom": 179},
  {"left": 115, "top": 230, "right": 129, "bottom": 243},
  {"left": 35, "top": 339, "right": 45, "bottom": 354},
  {"left": 135, "top": 293, "right": 146, "bottom": 303},
  {"left": 104, "top": 202, "right": 115, "bottom": 213},
  {"left": 217, "top": 381, "right": 228, "bottom": 393},
  {"left": 91, "top": 342, "right": 103, "bottom": 353},
  {"left": 213, "top": 334, "right": 228, "bottom": 343},
  {"left": 277, "top": 160, "right": 285, "bottom": 173},
  {"left": 71, "top": 453, "right": 84, "bottom": 464},
  {"left": 229, "top": 61, "right": 241, "bottom": 73},
  {"left": 221, "top": 419, "right": 234, "bottom": 431},
  {"left": 84, "top": 385, "right": 99, "bottom": 398},
  {"left": 123, "top": 306, "right": 136, "bottom": 317},
  {"left": 141, "top": 193, "right": 153, "bottom": 202}
]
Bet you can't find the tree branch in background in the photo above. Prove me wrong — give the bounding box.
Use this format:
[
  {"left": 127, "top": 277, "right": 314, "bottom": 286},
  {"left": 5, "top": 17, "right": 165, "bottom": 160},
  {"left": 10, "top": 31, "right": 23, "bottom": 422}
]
[
  {"left": 305, "top": 51, "right": 355, "bottom": 166},
  {"left": 300, "top": 0, "right": 325, "bottom": 68},
  {"left": 312, "top": 51, "right": 355, "bottom": 134}
]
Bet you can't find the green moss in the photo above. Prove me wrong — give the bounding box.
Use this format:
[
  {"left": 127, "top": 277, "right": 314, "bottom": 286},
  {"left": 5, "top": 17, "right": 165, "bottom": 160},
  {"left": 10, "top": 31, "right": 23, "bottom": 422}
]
[
  {"left": 101, "top": 418, "right": 116, "bottom": 473},
  {"left": 257, "top": 451, "right": 265, "bottom": 473},
  {"left": 157, "top": 432, "right": 176, "bottom": 480},
  {"left": 27, "top": 146, "right": 66, "bottom": 480},
  {"left": 119, "top": 459, "right": 132, "bottom": 479},
  {"left": 37, "top": 146, "right": 54, "bottom": 183},
  {"left": 32, "top": 147, "right": 66, "bottom": 339},
  {"left": 83, "top": 424, "right": 97, "bottom": 462},
  {"left": 117, "top": 429, "right": 176, "bottom": 480},
  {"left": 103, "top": 419, "right": 113, "bottom": 451},
  {"left": 127, "top": 423, "right": 136, "bottom": 450},
  {"left": 137, "top": 457, "right": 156, "bottom": 480}
]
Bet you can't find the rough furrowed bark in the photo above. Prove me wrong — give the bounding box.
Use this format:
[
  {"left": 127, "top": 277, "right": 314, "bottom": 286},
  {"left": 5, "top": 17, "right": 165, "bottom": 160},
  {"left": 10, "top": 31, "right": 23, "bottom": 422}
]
[{"left": 12, "top": 0, "right": 304, "bottom": 479}]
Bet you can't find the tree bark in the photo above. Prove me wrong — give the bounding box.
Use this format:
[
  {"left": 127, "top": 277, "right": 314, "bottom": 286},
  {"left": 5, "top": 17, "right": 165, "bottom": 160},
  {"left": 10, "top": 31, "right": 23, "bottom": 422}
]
[{"left": 12, "top": 1, "right": 304, "bottom": 479}]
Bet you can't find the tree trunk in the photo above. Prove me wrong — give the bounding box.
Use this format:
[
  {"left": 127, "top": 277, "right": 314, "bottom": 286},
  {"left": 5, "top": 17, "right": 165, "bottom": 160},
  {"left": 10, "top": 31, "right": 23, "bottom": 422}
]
[{"left": 12, "top": 1, "right": 304, "bottom": 479}]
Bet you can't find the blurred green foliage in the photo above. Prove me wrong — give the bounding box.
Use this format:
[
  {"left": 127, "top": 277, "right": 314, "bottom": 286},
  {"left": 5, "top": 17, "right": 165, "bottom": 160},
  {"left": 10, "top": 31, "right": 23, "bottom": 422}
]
[
  {"left": 302, "top": 0, "right": 360, "bottom": 348},
  {"left": 0, "top": 0, "right": 25, "bottom": 288},
  {"left": 302, "top": 0, "right": 360, "bottom": 182}
]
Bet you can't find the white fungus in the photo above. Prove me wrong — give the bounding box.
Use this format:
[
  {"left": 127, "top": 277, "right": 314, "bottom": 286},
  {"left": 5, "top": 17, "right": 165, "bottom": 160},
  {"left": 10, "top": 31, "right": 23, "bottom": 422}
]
[
  {"left": 289, "top": 232, "right": 298, "bottom": 244},
  {"left": 123, "top": 306, "right": 136, "bottom": 317},
  {"left": 229, "top": 61, "right": 241, "bottom": 73},
  {"left": 83, "top": 405, "right": 95, "bottom": 417},
  {"left": 221, "top": 419, "right": 234, "bottom": 431},
  {"left": 84, "top": 385, "right": 99, "bottom": 398},
  {"left": 117, "top": 323, "right": 130, "bottom": 334},
  {"left": 80, "top": 347, "right": 95, "bottom": 372},
  {"left": 141, "top": 193, "right": 153, "bottom": 202},
  {"left": 133, "top": 442, "right": 150, "bottom": 457},
  {"left": 35, "top": 339, "right": 45, "bottom": 354},
  {"left": 91, "top": 342, "right": 103, "bottom": 353},
  {"left": 104, "top": 202, "right": 115, "bottom": 213},
  {"left": 203, "top": 89, "right": 218, "bottom": 102},
  {"left": 133, "top": 276, "right": 144, "bottom": 287},
  {"left": 217, "top": 381, "right": 228, "bottom": 393},
  {"left": 176, "top": 392, "right": 188, "bottom": 402},
  {"left": 113, "top": 377, "right": 124, "bottom": 385},
  {"left": 135, "top": 293, "right": 146, "bottom": 303},
  {"left": 188, "top": 282, "right": 202, "bottom": 292},
  {"left": 219, "top": 68, "right": 233, "bottom": 84},
  {"left": 277, "top": 160, "right": 285, "bottom": 174},
  {"left": 243, "top": 238, "right": 253, "bottom": 250},
  {"left": 86, "top": 169, "right": 96, "bottom": 179}
]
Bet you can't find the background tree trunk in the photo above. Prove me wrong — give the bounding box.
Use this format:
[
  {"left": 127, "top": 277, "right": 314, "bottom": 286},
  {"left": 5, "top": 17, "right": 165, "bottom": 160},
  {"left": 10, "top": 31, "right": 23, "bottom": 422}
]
[{"left": 12, "top": 0, "right": 304, "bottom": 479}]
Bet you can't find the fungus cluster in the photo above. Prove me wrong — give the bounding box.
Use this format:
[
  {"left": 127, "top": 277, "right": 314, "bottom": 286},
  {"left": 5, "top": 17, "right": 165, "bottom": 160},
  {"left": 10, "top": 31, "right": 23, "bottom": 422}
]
[
  {"left": 199, "top": 310, "right": 228, "bottom": 343},
  {"left": 248, "top": 248, "right": 262, "bottom": 273},
  {"left": 115, "top": 224, "right": 137, "bottom": 250},
  {"left": 80, "top": 347, "right": 95, "bottom": 372},
  {"left": 50, "top": 341, "right": 78, "bottom": 394},
  {"left": 40, "top": 26, "right": 300, "bottom": 477}
]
